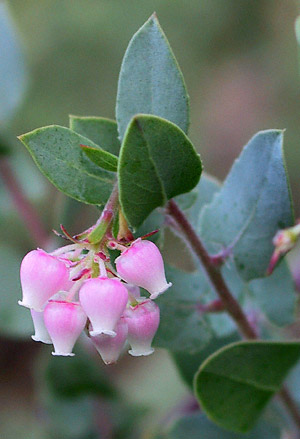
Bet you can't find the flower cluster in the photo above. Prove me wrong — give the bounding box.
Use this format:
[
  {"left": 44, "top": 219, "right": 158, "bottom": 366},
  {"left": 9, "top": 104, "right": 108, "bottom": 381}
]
[{"left": 18, "top": 236, "right": 171, "bottom": 364}]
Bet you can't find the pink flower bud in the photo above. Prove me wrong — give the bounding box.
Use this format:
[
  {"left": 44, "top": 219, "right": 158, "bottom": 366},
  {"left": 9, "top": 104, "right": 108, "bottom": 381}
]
[
  {"left": 30, "top": 309, "right": 52, "bottom": 344},
  {"left": 115, "top": 239, "right": 172, "bottom": 299},
  {"left": 19, "top": 249, "right": 69, "bottom": 311},
  {"left": 90, "top": 318, "right": 128, "bottom": 364},
  {"left": 124, "top": 300, "right": 160, "bottom": 356},
  {"left": 79, "top": 277, "right": 128, "bottom": 337},
  {"left": 44, "top": 300, "right": 87, "bottom": 356}
]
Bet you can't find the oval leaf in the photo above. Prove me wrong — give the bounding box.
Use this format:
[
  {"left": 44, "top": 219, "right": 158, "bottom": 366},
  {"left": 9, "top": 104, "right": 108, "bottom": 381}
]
[
  {"left": 118, "top": 114, "right": 202, "bottom": 228},
  {"left": 199, "top": 130, "right": 293, "bottom": 281},
  {"left": 19, "top": 125, "right": 116, "bottom": 205},
  {"left": 194, "top": 341, "right": 300, "bottom": 433},
  {"left": 69, "top": 116, "right": 121, "bottom": 156},
  {"left": 116, "top": 13, "right": 189, "bottom": 140}
]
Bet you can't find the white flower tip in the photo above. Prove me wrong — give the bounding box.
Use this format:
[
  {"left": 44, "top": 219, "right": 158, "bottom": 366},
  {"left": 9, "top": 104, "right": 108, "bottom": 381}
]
[
  {"left": 31, "top": 335, "right": 52, "bottom": 344},
  {"left": 89, "top": 329, "right": 116, "bottom": 338},
  {"left": 51, "top": 351, "right": 75, "bottom": 357},
  {"left": 103, "top": 359, "right": 117, "bottom": 365},
  {"left": 150, "top": 282, "right": 172, "bottom": 300},
  {"left": 128, "top": 347, "right": 154, "bottom": 357},
  {"left": 18, "top": 300, "right": 44, "bottom": 312},
  {"left": 18, "top": 300, "right": 31, "bottom": 309}
]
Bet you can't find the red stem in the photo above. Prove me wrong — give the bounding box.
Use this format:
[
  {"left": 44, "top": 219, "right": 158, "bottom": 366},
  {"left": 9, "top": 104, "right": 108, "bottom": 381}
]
[
  {"left": 0, "top": 157, "right": 49, "bottom": 247},
  {"left": 167, "top": 198, "right": 300, "bottom": 434}
]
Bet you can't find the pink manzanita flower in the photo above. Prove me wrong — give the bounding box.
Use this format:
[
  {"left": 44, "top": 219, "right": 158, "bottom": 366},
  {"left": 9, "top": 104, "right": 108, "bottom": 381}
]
[
  {"left": 19, "top": 249, "right": 70, "bottom": 311},
  {"left": 90, "top": 318, "right": 128, "bottom": 364},
  {"left": 79, "top": 277, "right": 128, "bottom": 337},
  {"left": 44, "top": 300, "right": 87, "bottom": 356},
  {"left": 30, "top": 309, "right": 52, "bottom": 344},
  {"left": 115, "top": 239, "right": 172, "bottom": 299},
  {"left": 124, "top": 299, "right": 160, "bottom": 356}
]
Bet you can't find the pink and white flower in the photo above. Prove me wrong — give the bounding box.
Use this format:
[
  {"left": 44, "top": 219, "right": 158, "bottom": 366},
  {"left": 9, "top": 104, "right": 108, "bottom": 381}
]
[
  {"left": 19, "top": 249, "right": 69, "bottom": 311},
  {"left": 116, "top": 239, "right": 171, "bottom": 299},
  {"left": 44, "top": 300, "right": 87, "bottom": 356},
  {"left": 79, "top": 277, "right": 128, "bottom": 337},
  {"left": 124, "top": 299, "right": 160, "bottom": 356}
]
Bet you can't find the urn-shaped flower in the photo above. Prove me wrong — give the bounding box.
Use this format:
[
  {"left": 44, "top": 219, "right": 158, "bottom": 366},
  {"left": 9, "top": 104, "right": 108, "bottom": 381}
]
[
  {"left": 19, "top": 249, "right": 69, "bottom": 311},
  {"left": 44, "top": 300, "right": 87, "bottom": 356},
  {"left": 79, "top": 277, "right": 128, "bottom": 337},
  {"left": 30, "top": 309, "right": 52, "bottom": 344},
  {"left": 115, "top": 239, "right": 171, "bottom": 299},
  {"left": 90, "top": 318, "right": 128, "bottom": 364},
  {"left": 124, "top": 299, "right": 160, "bottom": 356}
]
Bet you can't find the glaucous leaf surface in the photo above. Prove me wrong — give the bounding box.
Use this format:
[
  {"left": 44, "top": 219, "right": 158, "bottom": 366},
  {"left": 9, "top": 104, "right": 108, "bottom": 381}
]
[
  {"left": 248, "top": 260, "right": 296, "bottom": 326},
  {"left": 163, "top": 413, "right": 281, "bottom": 439},
  {"left": 116, "top": 14, "right": 189, "bottom": 140},
  {"left": 69, "top": 116, "right": 121, "bottom": 156},
  {"left": 199, "top": 130, "right": 293, "bottom": 281},
  {"left": 153, "top": 265, "right": 212, "bottom": 354},
  {"left": 19, "top": 125, "right": 116, "bottom": 206},
  {"left": 176, "top": 174, "right": 220, "bottom": 229},
  {"left": 194, "top": 341, "right": 300, "bottom": 433},
  {"left": 118, "top": 114, "right": 202, "bottom": 228},
  {"left": 153, "top": 263, "right": 244, "bottom": 353},
  {"left": 0, "top": 3, "right": 27, "bottom": 123}
]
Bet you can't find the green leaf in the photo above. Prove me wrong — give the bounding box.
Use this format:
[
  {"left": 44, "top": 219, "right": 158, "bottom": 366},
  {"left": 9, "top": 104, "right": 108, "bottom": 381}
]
[
  {"left": 118, "top": 114, "right": 202, "bottom": 228},
  {"left": 248, "top": 260, "right": 296, "bottom": 326},
  {"left": 69, "top": 116, "right": 121, "bottom": 156},
  {"left": 199, "top": 130, "right": 293, "bottom": 281},
  {"left": 0, "top": 3, "right": 28, "bottom": 123},
  {"left": 194, "top": 341, "right": 300, "bottom": 433},
  {"left": 173, "top": 333, "right": 240, "bottom": 389},
  {"left": 116, "top": 13, "right": 189, "bottom": 140},
  {"left": 154, "top": 266, "right": 213, "bottom": 354},
  {"left": 0, "top": 246, "right": 32, "bottom": 339},
  {"left": 165, "top": 413, "right": 281, "bottom": 439},
  {"left": 80, "top": 144, "right": 118, "bottom": 172},
  {"left": 19, "top": 125, "right": 116, "bottom": 206}
]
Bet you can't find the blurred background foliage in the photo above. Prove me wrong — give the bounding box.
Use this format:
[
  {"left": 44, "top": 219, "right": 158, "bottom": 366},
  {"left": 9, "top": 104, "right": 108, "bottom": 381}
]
[{"left": 1, "top": 0, "right": 300, "bottom": 437}]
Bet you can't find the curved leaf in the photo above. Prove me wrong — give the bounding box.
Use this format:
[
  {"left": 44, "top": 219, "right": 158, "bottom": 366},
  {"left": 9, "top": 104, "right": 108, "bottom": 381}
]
[
  {"left": 194, "top": 341, "right": 300, "bottom": 433},
  {"left": 116, "top": 14, "right": 189, "bottom": 139},
  {"left": 118, "top": 114, "right": 202, "bottom": 228},
  {"left": 199, "top": 130, "right": 293, "bottom": 281},
  {"left": 19, "top": 125, "right": 116, "bottom": 206}
]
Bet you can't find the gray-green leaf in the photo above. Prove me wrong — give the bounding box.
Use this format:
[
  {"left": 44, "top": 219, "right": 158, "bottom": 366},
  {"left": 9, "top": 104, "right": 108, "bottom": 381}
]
[
  {"left": 194, "top": 341, "right": 300, "bottom": 433},
  {"left": 116, "top": 14, "right": 189, "bottom": 140},
  {"left": 19, "top": 125, "right": 116, "bottom": 206},
  {"left": 118, "top": 114, "right": 202, "bottom": 228},
  {"left": 248, "top": 260, "right": 296, "bottom": 326},
  {"left": 69, "top": 116, "right": 121, "bottom": 156},
  {"left": 199, "top": 130, "right": 293, "bottom": 281}
]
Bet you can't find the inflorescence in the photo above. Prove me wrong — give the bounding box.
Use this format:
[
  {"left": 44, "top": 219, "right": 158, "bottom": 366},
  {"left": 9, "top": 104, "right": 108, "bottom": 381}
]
[{"left": 18, "top": 226, "right": 172, "bottom": 364}]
